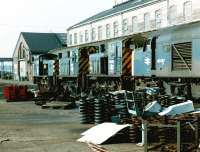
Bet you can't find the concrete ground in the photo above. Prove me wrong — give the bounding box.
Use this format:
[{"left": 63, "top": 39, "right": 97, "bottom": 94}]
[{"left": 0, "top": 100, "right": 143, "bottom": 152}]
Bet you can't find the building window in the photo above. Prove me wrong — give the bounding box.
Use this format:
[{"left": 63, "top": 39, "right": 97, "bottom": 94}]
[
  {"left": 132, "top": 16, "right": 138, "bottom": 33},
  {"left": 184, "top": 1, "right": 192, "bottom": 21},
  {"left": 122, "top": 18, "right": 128, "bottom": 35},
  {"left": 19, "top": 43, "right": 26, "bottom": 59},
  {"left": 144, "top": 12, "right": 150, "bottom": 31},
  {"left": 168, "top": 5, "right": 177, "bottom": 24},
  {"left": 155, "top": 9, "right": 162, "bottom": 28},
  {"left": 106, "top": 24, "right": 111, "bottom": 38},
  {"left": 74, "top": 33, "right": 77, "bottom": 44},
  {"left": 91, "top": 28, "right": 96, "bottom": 41},
  {"left": 98, "top": 26, "right": 103, "bottom": 40},
  {"left": 69, "top": 34, "right": 72, "bottom": 45},
  {"left": 85, "top": 30, "right": 89, "bottom": 42},
  {"left": 79, "top": 32, "right": 83, "bottom": 43},
  {"left": 113, "top": 21, "right": 119, "bottom": 37}
]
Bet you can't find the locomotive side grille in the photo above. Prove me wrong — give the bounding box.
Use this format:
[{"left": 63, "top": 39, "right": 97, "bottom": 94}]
[{"left": 172, "top": 42, "right": 192, "bottom": 71}]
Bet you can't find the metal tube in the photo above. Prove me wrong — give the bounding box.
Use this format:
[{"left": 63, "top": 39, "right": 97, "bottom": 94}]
[
  {"left": 195, "top": 117, "right": 199, "bottom": 147},
  {"left": 177, "top": 121, "right": 181, "bottom": 152},
  {"left": 144, "top": 120, "right": 148, "bottom": 152}
]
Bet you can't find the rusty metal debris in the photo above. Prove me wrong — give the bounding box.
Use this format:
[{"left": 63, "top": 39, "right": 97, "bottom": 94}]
[{"left": 87, "top": 143, "right": 109, "bottom": 152}]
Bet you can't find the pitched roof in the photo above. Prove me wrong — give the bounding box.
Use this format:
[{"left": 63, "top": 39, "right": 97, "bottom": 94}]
[
  {"left": 21, "top": 32, "right": 67, "bottom": 54},
  {"left": 69, "top": 0, "right": 154, "bottom": 29}
]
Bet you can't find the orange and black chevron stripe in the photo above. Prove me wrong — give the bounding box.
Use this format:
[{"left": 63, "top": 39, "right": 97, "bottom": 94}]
[
  {"left": 54, "top": 60, "right": 59, "bottom": 75},
  {"left": 122, "top": 48, "right": 132, "bottom": 76},
  {"left": 78, "top": 56, "right": 89, "bottom": 74}
]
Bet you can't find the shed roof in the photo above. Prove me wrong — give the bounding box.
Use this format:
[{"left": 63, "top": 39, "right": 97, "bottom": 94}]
[{"left": 21, "top": 32, "right": 66, "bottom": 54}]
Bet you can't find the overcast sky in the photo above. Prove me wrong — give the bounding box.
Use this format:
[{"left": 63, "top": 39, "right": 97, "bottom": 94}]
[{"left": 0, "top": 0, "right": 113, "bottom": 58}]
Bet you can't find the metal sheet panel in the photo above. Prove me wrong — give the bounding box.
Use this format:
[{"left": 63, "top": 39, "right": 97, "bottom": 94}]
[
  {"left": 132, "top": 46, "right": 151, "bottom": 77},
  {"left": 154, "top": 22, "right": 200, "bottom": 77},
  {"left": 192, "top": 39, "right": 200, "bottom": 76},
  {"left": 155, "top": 42, "right": 171, "bottom": 76}
]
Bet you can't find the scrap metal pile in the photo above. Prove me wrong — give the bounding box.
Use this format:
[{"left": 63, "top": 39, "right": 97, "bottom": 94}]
[
  {"left": 33, "top": 79, "right": 77, "bottom": 109},
  {"left": 143, "top": 114, "right": 199, "bottom": 152},
  {"left": 79, "top": 90, "right": 131, "bottom": 124},
  {"left": 78, "top": 86, "right": 200, "bottom": 151}
]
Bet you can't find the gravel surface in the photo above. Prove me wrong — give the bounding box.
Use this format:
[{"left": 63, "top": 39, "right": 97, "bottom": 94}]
[
  {"left": 0, "top": 80, "right": 143, "bottom": 152},
  {"left": 0, "top": 100, "right": 143, "bottom": 152}
]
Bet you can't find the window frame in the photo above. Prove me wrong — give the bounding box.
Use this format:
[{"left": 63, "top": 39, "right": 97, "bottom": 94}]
[
  {"left": 74, "top": 33, "right": 77, "bottom": 45},
  {"left": 155, "top": 9, "right": 162, "bottom": 28},
  {"left": 69, "top": 34, "right": 72, "bottom": 45},
  {"left": 132, "top": 16, "right": 138, "bottom": 33},
  {"left": 91, "top": 28, "right": 96, "bottom": 41},
  {"left": 106, "top": 24, "right": 111, "bottom": 39},
  {"left": 79, "top": 31, "right": 83, "bottom": 43},
  {"left": 122, "top": 18, "right": 128, "bottom": 35},
  {"left": 144, "top": 12, "right": 150, "bottom": 31},
  {"left": 183, "top": 1, "right": 192, "bottom": 21},
  {"left": 113, "top": 21, "right": 119, "bottom": 37},
  {"left": 98, "top": 26, "right": 103, "bottom": 40},
  {"left": 168, "top": 5, "right": 177, "bottom": 24},
  {"left": 85, "top": 30, "right": 89, "bottom": 42}
]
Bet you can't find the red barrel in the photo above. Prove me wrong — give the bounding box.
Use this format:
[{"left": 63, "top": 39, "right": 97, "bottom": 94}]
[
  {"left": 3, "top": 85, "right": 17, "bottom": 101},
  {"left": 17, "top": 85, "right": 28, "bottom": 100}
]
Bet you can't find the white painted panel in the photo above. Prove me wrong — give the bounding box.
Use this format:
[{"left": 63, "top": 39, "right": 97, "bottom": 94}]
[{"left": 78, "top": 123, "right": 131, "bottom": 144}]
